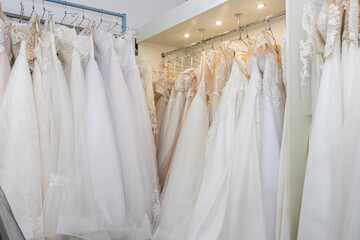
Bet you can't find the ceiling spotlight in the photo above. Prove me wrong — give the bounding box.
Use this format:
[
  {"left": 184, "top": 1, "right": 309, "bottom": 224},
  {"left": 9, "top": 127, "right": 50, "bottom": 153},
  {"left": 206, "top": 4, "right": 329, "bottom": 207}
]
[
  {"left": 256, "top": 3, "right": 266, "bottom": 8},
  {"left": 216, "top": 20, "right": 222, "bottom": 25},
  {"left": 184, "top": 33, "right": 190, "bottom": 38}
]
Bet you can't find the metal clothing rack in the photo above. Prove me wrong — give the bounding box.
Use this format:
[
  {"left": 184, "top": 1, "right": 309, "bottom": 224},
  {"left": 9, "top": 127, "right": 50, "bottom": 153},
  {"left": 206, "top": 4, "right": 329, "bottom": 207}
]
[
  {"left": 44, "top": 0, "right": 126, "bottom": 32},
  {"left": 161, "top": 11, "right": 286, "bottom": 58}
]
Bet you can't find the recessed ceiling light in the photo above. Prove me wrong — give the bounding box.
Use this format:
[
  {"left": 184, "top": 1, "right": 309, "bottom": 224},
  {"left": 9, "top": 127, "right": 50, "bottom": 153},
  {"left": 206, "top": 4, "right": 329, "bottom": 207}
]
[
  {"left": 256, "top": 3, "right": 266, "bottom": 8},
  {"left": 184, "top": 33, "right": 190, "bottom": 38},
  {"left": 216, "top": 20, "right": 222, "bottom": 25}
]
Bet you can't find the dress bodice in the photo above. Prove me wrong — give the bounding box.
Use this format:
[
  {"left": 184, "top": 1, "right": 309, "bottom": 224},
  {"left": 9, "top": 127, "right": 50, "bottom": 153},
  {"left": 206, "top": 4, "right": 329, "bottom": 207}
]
[
  {"left": 115, "top": 31, "right": 137, "bottom": 69},
  {"left": 54, "top": 25, "right": 79, "bottom": 68},
  {"left": 94, "top": 29, "right": 117, "bottom": 66},
  {"left": 343, "top": 0, "right": 359, "bottom": 43},
  {"left": 11, "top": 17, "right": 40, "bottom": 70},
  {"left": 323, "top": 0, "right": 346, "bottom": 57},
  {"left": 0, "top": 19, "right": 12, "bottom": 60}
]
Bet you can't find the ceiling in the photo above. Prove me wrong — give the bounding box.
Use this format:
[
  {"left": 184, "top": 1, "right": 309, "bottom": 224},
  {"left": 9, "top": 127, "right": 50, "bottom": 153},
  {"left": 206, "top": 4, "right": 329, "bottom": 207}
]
[{"left": 142, "top": 0, "right": 285, "bottom": 47}]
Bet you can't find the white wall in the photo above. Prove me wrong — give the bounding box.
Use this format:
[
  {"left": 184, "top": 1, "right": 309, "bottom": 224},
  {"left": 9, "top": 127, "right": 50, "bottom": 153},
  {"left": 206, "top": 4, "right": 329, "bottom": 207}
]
[{"left": 1, "top": 0, "right": 185, "bottom": 28}]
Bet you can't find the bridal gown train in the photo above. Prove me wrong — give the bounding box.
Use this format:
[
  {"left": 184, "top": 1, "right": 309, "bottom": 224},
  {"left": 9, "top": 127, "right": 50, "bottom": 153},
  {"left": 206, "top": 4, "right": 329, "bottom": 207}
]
[
  {"left": 115, "top": 33, "right": 160, "bottom": 224},
  {"left": 0, "top": 19, "right": 11, "bottom": 103},
  {"left": 188, "top": 49, "right": 248, "bottom": 240},
  {"left": 153, "top": 53, "right": 209, "bottom": 240},
  {"left": 0, "top": 39, "right": 44, "bottom": 239},
  {"left": 95, "top": 30, "right": 153, "bottom": 239},
  {"left": 298, "top": 1, "right": 344, "bottom": 239}
]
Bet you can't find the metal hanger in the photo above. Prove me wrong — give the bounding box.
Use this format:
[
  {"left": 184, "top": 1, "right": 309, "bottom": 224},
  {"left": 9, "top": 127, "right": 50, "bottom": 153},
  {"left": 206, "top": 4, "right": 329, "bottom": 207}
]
[
  {"left": 41, "top": 0, "right": 53, "bottom": 22},
  {"left": 19, "top": 2, "right": 24, "bottom": 23},
  {"left": 29, "top": 0, "right": 39, "bottom": 19},
  {"left": 78, "top": 7, "right": 91, "bottom": 28}
]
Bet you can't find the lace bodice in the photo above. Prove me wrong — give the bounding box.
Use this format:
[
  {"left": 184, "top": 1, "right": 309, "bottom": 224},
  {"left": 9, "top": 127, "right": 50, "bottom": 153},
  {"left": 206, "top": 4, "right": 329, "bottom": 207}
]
[
  {"left": 115, "top": 31, "right": 137, "bottom": 69},
  {"left": 54, "top": 24, "right": 79, "bottom": 68},
  {"left": 257, "top": 33, "right": 285, "bottom": 108},
  {"left": 10, "top": 18, "right": 40, "bottom": 70},
  {"left": 343, "top": 0, "right": 359, "bottom": 43},
  {"left": 0, "top": 19, "right": 12, "bottom": 60},
  {"left": 94, "top": 29, "right": 117, "bottom": 66},
  {"left": 324, "top": 0, "right": 346, "bottom": 57},
  {"left": 206, "top": 50, "right": 228, "bottom": 96}
]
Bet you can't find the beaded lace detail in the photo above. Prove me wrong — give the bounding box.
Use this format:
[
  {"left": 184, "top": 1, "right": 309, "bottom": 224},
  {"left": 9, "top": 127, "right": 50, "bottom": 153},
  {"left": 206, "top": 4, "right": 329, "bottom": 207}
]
[
  {"left": 0, "top": 19, "right": 11, "bottom": 59},
  {"left": 344, "top": 0, "right": 359, "bottom": 43},
  {"left": 324, "top": 0, "right": 345, "bottom": 58}
]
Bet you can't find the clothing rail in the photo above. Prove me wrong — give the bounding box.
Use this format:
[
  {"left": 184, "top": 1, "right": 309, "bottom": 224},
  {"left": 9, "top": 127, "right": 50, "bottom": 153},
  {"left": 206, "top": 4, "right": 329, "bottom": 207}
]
[
  {"left": 4, "top": 11, "right": 76, "bottom": 29},
  {"left": 161, "top": 11, "right": 286, "bottom": 58},
  {"left": 44, "top": 0, "right": 126, "bottom": 32}
]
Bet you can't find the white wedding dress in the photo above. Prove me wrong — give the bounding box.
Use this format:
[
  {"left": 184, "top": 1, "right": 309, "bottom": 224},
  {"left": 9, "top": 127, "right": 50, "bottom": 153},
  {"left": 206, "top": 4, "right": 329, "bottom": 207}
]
[
  {"left": 325, "top": 1, "right": 360, "bottom": 239},
  {"left": 188, "top": 53, "right": 265, "bottom": 240},
  {"left": 0, "top": 38, "right": 44, "bottom": 239},
  {"left": 257, "top": 33, "right": 285, "bottom": 240},
  {"left": 157, "top": 71, "right": 187, "bottom": 186},
  {"left": 187, "top": 49, "right": 248, "bottom": 240},
  {"left": 95, "top": 30, "right": 153, "bottom": 239},
  {"left": 297, "top": 1, "right": 344, "bottom": 239},
  {"left": 39, "top": 20, "right": 75, "bottom": 239},
  {"left": 153, "top": 53, "right": 209, "bottom": 240},
  {"left": 115, "top": 33, "right": 160, "bottom": 225}
]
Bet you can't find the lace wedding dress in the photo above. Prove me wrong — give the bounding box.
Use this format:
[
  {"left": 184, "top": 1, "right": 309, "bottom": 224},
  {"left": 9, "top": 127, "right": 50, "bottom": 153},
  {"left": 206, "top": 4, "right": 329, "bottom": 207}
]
[
  {"left": 153, "top": 53, "right": 209, "bottom": 240},
  {"left": 298, "top": 1, "right": 345, "bottom": 239},
  {"left": 39, "top": 20, "right": 75, "bottom": 239},
  {"left": 187, "top": 47, "right": 248, "bottom": 240},
  {"left": 0, "top": 19, "right": 11, "bottom": 103},
  {"left": 325, "top": 1, "right": 360, "bottom": 239},
  {"left": 157, "top": 69, "right": 193, "bottom": 186},
  {"left": 188, "top": 53, "right": 265, "bottom": 240},
  {"left": 0, "top": 34, "right": 44, "bottom": 240},
  {"left": 257, "top": 32, "right": 285, "bottom": 240}
]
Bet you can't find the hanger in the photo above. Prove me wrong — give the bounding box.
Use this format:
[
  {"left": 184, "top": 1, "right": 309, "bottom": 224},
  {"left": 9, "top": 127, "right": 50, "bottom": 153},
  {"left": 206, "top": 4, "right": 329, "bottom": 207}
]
[
  {"left": 60, "top": 5, "right": 79, "bottom": 26},
  {"left": 19, "top": 2, "right": 24, "bottom": 23},
  {"left": 41, "top": 0, "right": 52, "bottom": 22},
  {"left": 29, "top": 0, "right": 37, "bottom": 19},
  {"left": 78, "top": 7, "right": 91, "bottom": 29},
  {"left": 263, "top": 19, "right": 277, "bottom": 46}
]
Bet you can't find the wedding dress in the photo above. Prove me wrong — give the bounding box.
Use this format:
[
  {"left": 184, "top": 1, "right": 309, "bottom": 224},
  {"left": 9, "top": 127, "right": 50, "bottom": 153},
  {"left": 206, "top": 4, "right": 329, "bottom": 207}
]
[
  {"left": 115, "top": 33, "right": 160, "bottom": 225},
  {"left": 154, "top": 78, "right": 170, "bottom": 152},
  {"left": 153, "top": 53, "right": 209, "bottom": 240},
  {"left": 297, "top": 1, "right": 345, "bottom": 239},
  {"left": 0, "top": 33, "right": 44, "bottom": 240},
  {"left": 40, "top": 20, "right": 75, "bottom": 239},
  {"left": 324, "top": 1, "right": 360, "bottom": 239},
  {"left": 157, "top": 69, "right": 192, "bottom": 186},
  {"left": 188, "top": 52, "right": 265, "bottom": 240},
  {"left": 95, "top": 30, "right": 153, "bottom": 239},
  {"left": 257, "top": 32, "right": 285, "bottom": 240},
  {"left": 0, "top": 19, "right": 11, "bottom": 103},
  {"left": 187, "top": 47, "right": 249, "bottom": 240}
]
